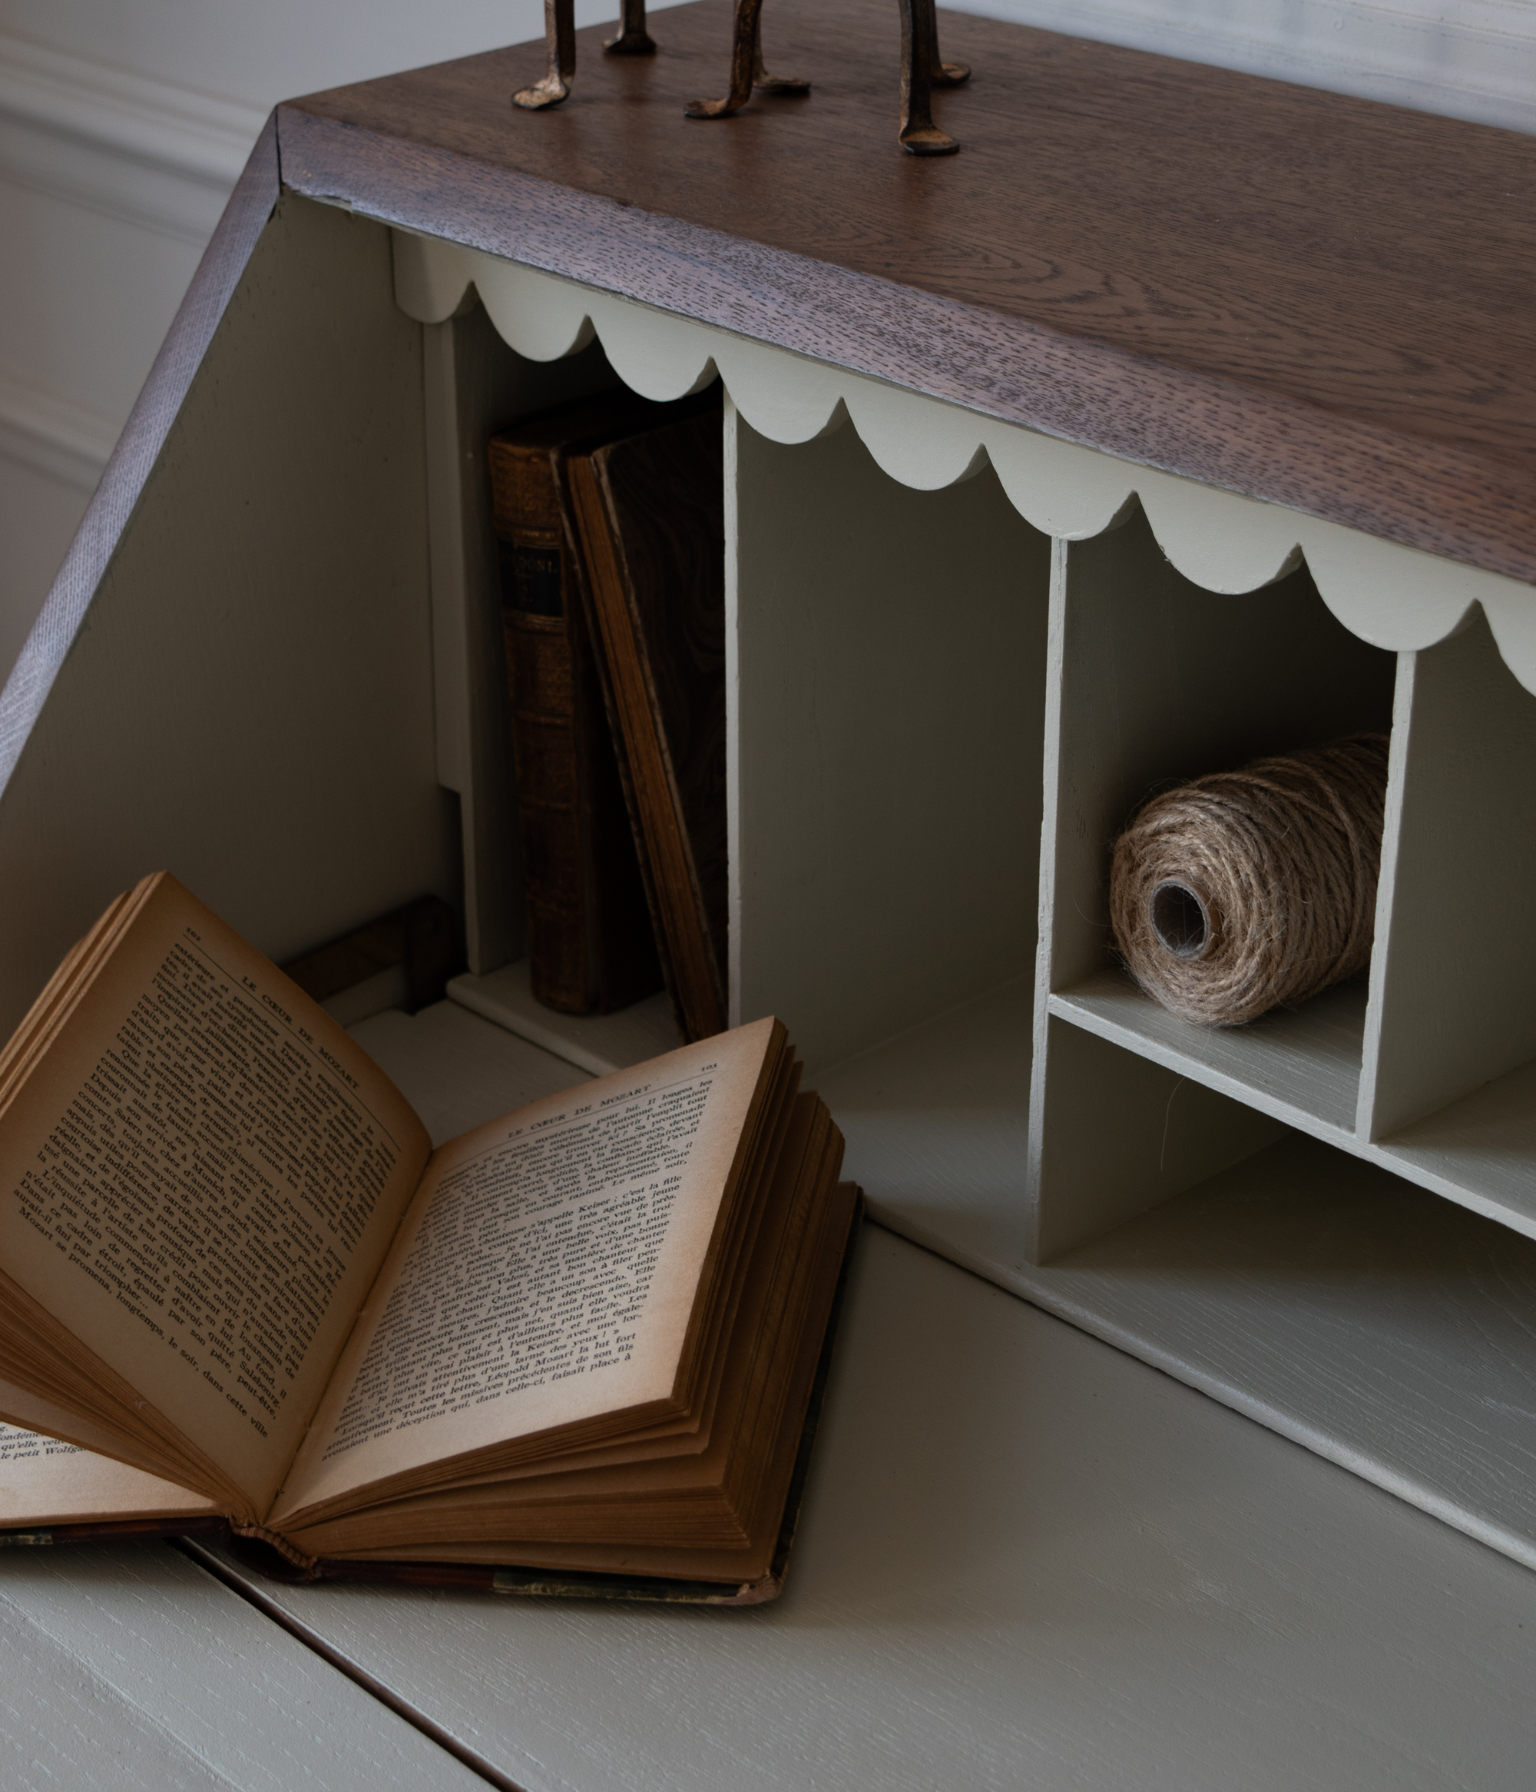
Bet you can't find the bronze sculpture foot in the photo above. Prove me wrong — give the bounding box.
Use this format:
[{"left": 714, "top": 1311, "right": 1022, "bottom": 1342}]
[
  {"left": 686, "top": 0, "right": 766, "bottom": 118},
  {"left": 513, "top": 0, "right": 576, "bottom": 107},
  {"left": 518, "top": 0, "right": 968, "bottom": 152},
  {"left": 604, "top": 0, "right": 656, "bottom": 56},
  {"left": 897, "top": 0, "right": 961, "bottom": 154}
]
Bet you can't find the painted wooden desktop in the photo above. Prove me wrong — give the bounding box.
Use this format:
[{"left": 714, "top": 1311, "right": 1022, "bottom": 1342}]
[{"left": 4, "top": 3, "right": 1536, "bottom": 1782}]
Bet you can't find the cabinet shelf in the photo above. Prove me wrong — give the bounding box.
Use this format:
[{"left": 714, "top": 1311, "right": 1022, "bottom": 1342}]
[
  {"left": 446, "top": 962, "right": 679, "bottom": 1080},
  {"left": 1376, "top": 1057, "right": 1536, "bottom": 1242},
  {"left": 1049, "top": 969, "right": 1366, "bottom": 1140},
  {"left": 1037, "top": 1130, "right": 1536, "bottom": 1572}
]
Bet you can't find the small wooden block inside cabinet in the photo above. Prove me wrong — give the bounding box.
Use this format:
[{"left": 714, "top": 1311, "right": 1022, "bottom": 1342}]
[{"left": 8, "top": 0, "right": 1536, "bottom": 1577}]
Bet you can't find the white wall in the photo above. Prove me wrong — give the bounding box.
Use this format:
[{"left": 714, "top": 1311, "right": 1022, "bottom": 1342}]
[
  {"left": 967, "top": 1, "right": 1536, "bottom": 134},
  {"left": 0, "top": 0, "right": 1532, "bottom": 680}
]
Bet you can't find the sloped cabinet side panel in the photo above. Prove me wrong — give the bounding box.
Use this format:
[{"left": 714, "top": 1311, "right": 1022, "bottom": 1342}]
[
  {"left": 0, "top": 114, "right": 282, "bottom": 784},
  {"left": 0, "top": 193, "right": 455, "bottom": 1031}
]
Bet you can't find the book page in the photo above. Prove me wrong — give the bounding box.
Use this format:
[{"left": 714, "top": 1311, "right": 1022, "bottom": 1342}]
[
  {"left": 0, "top": 1368, "right": 186, "bottom": 1482},
  {"left": 272, "top": 1019, "right": 779, "bottom": 1527},
  {"left": 0, "top": 875, "right": 430, "bottom": 1512},
  {"left": 0, "top": 1422, "right": 217, "bottom": 1529}
]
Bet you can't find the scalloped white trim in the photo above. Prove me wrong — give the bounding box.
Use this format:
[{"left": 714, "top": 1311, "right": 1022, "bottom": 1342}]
[{"left": 393, "top": 229, "right": 1536, "bottom": 695}]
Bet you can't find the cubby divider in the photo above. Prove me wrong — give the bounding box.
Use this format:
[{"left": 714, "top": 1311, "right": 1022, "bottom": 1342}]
[
  {"left": 1358, "top": 610, "right": 1536, "bottom": 1142},
  {"left": 727, "top": 406, "right": 1050, "bottom": 1075},
  {"left": 1028, "top": 502, "right": 1398, "bottom": 1255},
  {"left": 1028, "top": 1018, "right": 1286, "bottom": 1262}
]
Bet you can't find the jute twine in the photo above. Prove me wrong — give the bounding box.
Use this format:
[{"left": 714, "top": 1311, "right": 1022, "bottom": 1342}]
[{"left": 1108, "top": 733, "right": 1391, "bottom": 1028}]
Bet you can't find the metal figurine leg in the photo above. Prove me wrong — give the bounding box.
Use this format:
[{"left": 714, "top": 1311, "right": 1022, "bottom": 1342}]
[
  {"left": 514, "top": 0, "right": 576, "bottom": 108},
  {"left": 686, "top": 0, "right": 762, "bottom": 118},
  {"left": 898, "top": 0, "right": 961, "bottom": 154},
  {"left": 604, "top": 0, "right": 656, "bottom": 57},
  {"left": 751, "top": 7, "right": 810, "bottom": 96},
  {"left": 928, "top": 3, "right": 972, "bottom": 90}
]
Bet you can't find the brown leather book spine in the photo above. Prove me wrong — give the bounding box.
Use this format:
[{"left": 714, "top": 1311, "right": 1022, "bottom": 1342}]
[
  {"left": 488, "top": 432, "right": 659, "bottom": 1014},
  {"left": 568, "top": 424, "right": 728, "bottom": 1043}
]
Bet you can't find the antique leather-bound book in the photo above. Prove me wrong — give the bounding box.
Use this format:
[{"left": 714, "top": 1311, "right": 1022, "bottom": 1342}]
[
  {"left": 0, "top": 874, "right": 859, "bottom": 1603},
  {"left": 487, "top": 397, "right": 662, "bottom": 1014},
  {"left": 569, "top": 408, "right": 729, "bottom": 1042}
]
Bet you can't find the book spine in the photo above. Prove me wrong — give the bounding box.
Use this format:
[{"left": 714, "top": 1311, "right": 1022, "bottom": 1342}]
[
  {"left": 488, "top": 437, "right": 661, "bottom": 1015},
  {"left": 490, "top": 438, "right": 597, "bottom": 1012},
  {"left": 569, "top": 452, "right": 728, "bottom": 1042}
]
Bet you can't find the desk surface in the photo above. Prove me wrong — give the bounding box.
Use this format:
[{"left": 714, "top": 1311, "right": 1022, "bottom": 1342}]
[
  {"left": 13, "top": 1201, "right": 1536, "bottom": 1791},
  {"left": 282, "top": 0, "right": 1536, "bottom": 582},
  {"left": 184, "top": 1213, "right": 1536, "bottom": 1792},
  {"left": 174, "top": 1005, "right": 1536, "bottom": 1789},
  {"left": 0, "top": 1532, "right": 480, "bottom": 1790},
  {"left": 4, "top": 999, "right": 1536, "bottom": 1789},
  {"left": 4, "top": 1003, "right": 1536, "bottom": 1789}
]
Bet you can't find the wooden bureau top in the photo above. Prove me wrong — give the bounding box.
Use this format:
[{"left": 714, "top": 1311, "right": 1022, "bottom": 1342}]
[{"left": 280, "top": 0, "right": 1536, "bottom": 585}]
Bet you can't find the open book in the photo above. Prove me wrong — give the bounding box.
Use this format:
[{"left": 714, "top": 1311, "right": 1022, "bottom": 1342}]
[{"left": 0, "top": 874, "right": 858, "bottom": 1598}]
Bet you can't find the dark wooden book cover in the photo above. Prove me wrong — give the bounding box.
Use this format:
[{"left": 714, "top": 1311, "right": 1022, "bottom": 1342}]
[
  {"left": 487, "top": 395, "right": 665, "bottom": 1014},
  {"left": 568, "top": 406, "right": 729, "bottom": 1043}
]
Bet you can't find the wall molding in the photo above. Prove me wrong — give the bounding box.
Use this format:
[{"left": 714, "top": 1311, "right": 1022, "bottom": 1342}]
[
  {"left": 966, "top": 0, "right": 1536, "bottom": 136},
  {"left": 0, "top": 32, "right": 264, "bottom": 243},
  {"left": 0, "top": 364, "right": 118, "bottom": 493}
]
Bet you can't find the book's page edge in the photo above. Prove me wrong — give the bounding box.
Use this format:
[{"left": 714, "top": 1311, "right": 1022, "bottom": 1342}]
[
  {"left": 0, "top": 872, "right": 435, "bottom": 1516},
  {"left": 236, "top": 1194, "right": 863, "bottom": 1604},
  {"left": 269, "top": 1019, "right": 785, "bottom": 1527},
  {"left": 4, "top": 1205, "right": 862, "bottom": 1605}
]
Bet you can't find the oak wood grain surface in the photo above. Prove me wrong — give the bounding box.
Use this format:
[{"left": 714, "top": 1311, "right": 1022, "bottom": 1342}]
[{"left": 278, "top": 0, "right": 1536, "bottom": 584}]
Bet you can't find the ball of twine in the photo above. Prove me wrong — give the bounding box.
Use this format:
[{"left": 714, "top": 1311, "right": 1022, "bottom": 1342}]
[{"left": 1108, "top": 733, "right": 1391, "bottom": 1028}]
